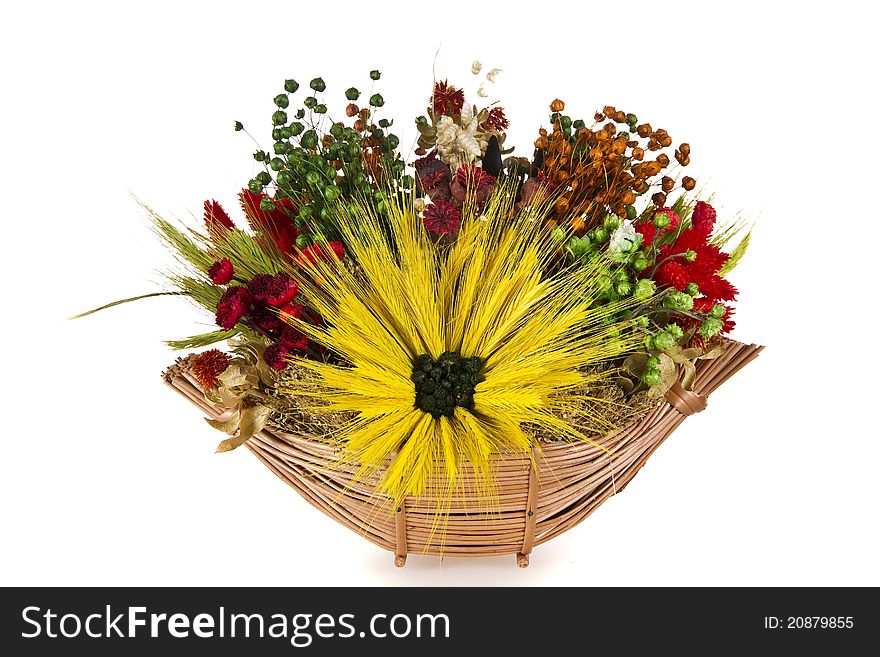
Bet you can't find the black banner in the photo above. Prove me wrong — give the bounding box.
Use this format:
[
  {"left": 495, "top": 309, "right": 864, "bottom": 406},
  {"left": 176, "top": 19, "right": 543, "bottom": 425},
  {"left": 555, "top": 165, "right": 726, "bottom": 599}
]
[{"left": 1, "top": 587, "right": 872, "bottom": 654}]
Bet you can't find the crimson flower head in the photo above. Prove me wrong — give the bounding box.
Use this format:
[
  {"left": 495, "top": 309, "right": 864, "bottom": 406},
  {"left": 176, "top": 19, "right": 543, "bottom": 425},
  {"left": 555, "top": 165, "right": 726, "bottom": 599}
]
[
  {"left": 279, "top": 303, "right": 305, "bottom": 323},
  {"left": 414, "top": 151, "right": 452, "bottom": 199},
  {"left": 190, "top": 349, "right": 231, "bottom": 389},
  {"left": 265, "top": 273, "right": 299, "bottom": 306},
  {"left": 263, "top": 343, "right": 289, "bottom": 370},
  {"left": 691, "top": 201, "right": 717, "bottom": 238},
  {"left": 281, "top": 326, "right": 310, "bottom": 351},
  {"left": 423, "top": 199, "right": 461, "bottom": 236},
  {"left": 432, "top": 80, "right": 465, "bottom": 116},
  {"left": 215, "top": 286, "right": 250, "bottom": 330},
  {"left": 648, "top": 200, "right": 738, "bottom": 330},
  {"left": 655, "top": 260, "right": 689, "bottom": 291},
  {"left": 326, "top": 241, "right": 345, "bottom": 260},
  {"left": 247, "top": 274, "right": 274, "bottom": 303},
  {"left": 482, "top": 106, "right": 510, "bottom": 131},
  {"left": 456, "top": 165, "right": 496, "bottom": 190},
  {"left": 248, "top": 303, "right": 283, "bottom": 337},
  {"left": 208, "top": 258, "right": 234, "bottom": 285}
]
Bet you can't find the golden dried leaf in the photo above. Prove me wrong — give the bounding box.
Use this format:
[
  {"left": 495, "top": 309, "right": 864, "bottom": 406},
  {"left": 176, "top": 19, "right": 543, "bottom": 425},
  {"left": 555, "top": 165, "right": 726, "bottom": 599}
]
[
  {"left": 647, "top": 353, "right": 678, "bottom": 399},
  {"left": 681, "top": 361, "right": 697, "bottom": 391},
  {"left": 206, "top": 409, "right": 241, "bottom": 434},
  {"left": 623, "top": 353, "right": 648, "bottom": 376}
]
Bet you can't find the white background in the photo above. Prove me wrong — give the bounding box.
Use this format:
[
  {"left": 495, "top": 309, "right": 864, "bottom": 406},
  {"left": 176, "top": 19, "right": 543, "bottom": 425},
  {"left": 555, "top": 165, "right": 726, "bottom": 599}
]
[{"left": 2, "top": 0, "right": 878, "bottom": 586}]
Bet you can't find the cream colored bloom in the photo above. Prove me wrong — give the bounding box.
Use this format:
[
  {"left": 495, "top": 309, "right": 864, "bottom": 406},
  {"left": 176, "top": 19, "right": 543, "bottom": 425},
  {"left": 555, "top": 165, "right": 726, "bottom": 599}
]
[
  {"left": 434, "top": 111, "right": 486, "bottom": 170},
  {"left": 608, "top": 219, "right": 641, "bottom": 261}
]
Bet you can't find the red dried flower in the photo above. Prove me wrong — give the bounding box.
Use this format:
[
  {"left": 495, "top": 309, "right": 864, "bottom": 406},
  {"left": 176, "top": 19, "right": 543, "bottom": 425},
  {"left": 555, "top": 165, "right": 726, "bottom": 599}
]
[
  {"left": 281, "top": 325, "right": 310, "bottom": 351},
  {"left": 297, "top": 241, "right": 346, "bottom": 266},
  {"left": 691, "top": 201, "right": 717, "bottom": 238},
  {"left": 654, "top": 260, "right": 689, "bottom": 291},
  {"left": 239, "top": 190, "right": 300, "bottom": 256},
  {"left": 204, "top": 199, "right": 234, "bottom": 238},
  {"left": 635, "top": 221, "right": 656, "bottom": 245},
  {"left": 698, "top": 275, "right": 738, "bottom": 302},
  {"left": 279, "top": 303, "right": 305, "bottom": 323},
  {"left": 455, "top": 165, "right": 496, "bottom": 190},
  {"left": 414, "top": 151, "right": 452, "bottom": 197},
  {"left": 263, "top": 343, "right": 289, "bottom": 370},
  {"left": 215, "top": 286, "right": 251, "bottom": 330},
  {"left": 247, "top": 274, "right": 274, "bottom": 303},
  {"left": 265, "top": 273, "right": 299, "bottom": 306},
  {"left": 423, "top": 199, "right": 461, "bottom": 235},
  {"left": 420, "top": 168, "right": 449, "bottom": 192},
  {"left": 482, "top": 106, "right": 510, "bottom": 131},
  {"left": 327, "top": 241, "right": 345, "bottom": 260},
  {"left": 191, "top": 349, "right": 231, "bottom": 389},
  {"left": 432, "top": 80, "right": 465, "bottom": 116},
  {"left": 656, "top": 228, "right": 734, "bottom": 301},
  {"left": 208, "top": 258, "right": 234, "bottom": 285},
  {"left": 248, "top": 303, "right": 283, "bottom": 337}
]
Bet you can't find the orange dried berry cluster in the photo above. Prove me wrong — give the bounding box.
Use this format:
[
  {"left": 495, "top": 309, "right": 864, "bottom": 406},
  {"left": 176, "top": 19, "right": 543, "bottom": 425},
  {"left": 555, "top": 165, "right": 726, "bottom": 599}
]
[{"left": 535, "top": 100, "right": 696, "bottom": 234}]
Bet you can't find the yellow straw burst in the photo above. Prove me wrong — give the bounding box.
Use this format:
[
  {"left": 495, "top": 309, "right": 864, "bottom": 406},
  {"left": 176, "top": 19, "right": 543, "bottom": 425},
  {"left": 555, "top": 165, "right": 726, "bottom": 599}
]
[{"left": 278, "top": 181, "right": 640, "bottom": 508}]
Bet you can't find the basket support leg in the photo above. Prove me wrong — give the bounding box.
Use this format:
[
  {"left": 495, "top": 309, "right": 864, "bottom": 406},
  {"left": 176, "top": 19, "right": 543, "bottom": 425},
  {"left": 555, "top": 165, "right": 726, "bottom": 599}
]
[
  {"left": 394, "top": 500, "right": 408, "bottom": 567},
  {"left": 517, "top": 449, "right": 539, "bottom": 568}
]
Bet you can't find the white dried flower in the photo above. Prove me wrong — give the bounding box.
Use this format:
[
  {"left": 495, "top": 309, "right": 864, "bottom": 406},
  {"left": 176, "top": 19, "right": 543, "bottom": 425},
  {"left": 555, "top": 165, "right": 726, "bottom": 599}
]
[
  {"left": 486, "top": 68, "right": 502, "bottom": 82},
  {"left": 460, "top": 103, "right": 475, "bottom": 125},
  {"left": 471, "top": 60, "right": 482, "bottom": 75},
  {"left": 607, "top": 219, "right": 641, "bottom": 261},
  {"left": 477, "top": 83, "right": 488, "bottom": 98},
  {"left": 434, "top": 114, "right": 485, "bottom": 170}
]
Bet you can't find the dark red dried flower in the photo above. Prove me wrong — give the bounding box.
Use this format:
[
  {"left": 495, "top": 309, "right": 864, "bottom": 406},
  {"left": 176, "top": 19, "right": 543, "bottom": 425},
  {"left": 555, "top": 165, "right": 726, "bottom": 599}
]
[
  {"left": 263, "top": 343, "right": 289, "bottom": 370},
  {"left": 414, "top": 151, "right": 452, "bottom": 197},
  {"left": 215, "top": 286, "right": 250, "bottom": 330},
  {"left": 432, "top": 80, "right": 465, "bottom": 116},
  {"left": 204, "top": 199, "right": 234, "bottom": 238},
  {"left": 208, "top": 258, "right": 234, "bottom": 285},
  {"left": 423, "top": 199, "right": 461, "bottom": 235},
  {"left": 247, "top": 274, "right": 274, "bottom": 303},
  {"left": 265, "top": 273, "right": 299, "bottom": 306},
  {"left": 279, "top": 303, "right": 305, "bottom": 323},
  {"left": 191, "top": 349, "right": 231, "bottom": 389},
  {"left": 451, "top": 165, "right": 497, "bottom": 205},
  {"left": 482, "top": 106, "right": 510, "bottom": 131},
  {"left": 455, "top": 165, "right": 496, "bottom": 190},
  {"left": 420, "top": 168, "right": 448, "bottom": 192},
  {"left": 248, "top": 303, "right": 283, "bottom": 337},
  {"left": 281, "top": 325, "right": 310, "bottom": 351},
  {"left": 691, "top": 200, "right": 717, "bottom": 238}
]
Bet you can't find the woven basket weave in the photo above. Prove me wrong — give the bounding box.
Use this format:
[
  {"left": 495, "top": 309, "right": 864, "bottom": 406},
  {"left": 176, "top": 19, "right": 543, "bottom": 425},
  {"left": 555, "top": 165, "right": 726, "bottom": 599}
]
[{"left": 164, "top": 339, "right": 762, "bottom": 567}]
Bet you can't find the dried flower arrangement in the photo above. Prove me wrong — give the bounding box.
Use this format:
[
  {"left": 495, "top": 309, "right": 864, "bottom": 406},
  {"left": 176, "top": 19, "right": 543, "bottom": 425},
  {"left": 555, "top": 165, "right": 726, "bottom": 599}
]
[{"left": 81, "top": 65, "right": 761, "bottom": 566}]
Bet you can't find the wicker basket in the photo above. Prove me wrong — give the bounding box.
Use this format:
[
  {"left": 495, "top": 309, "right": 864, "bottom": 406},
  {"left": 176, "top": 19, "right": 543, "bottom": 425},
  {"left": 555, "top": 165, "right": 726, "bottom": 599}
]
[{"left": 164, "top": 339, "right": 762, "bottom": 567}]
